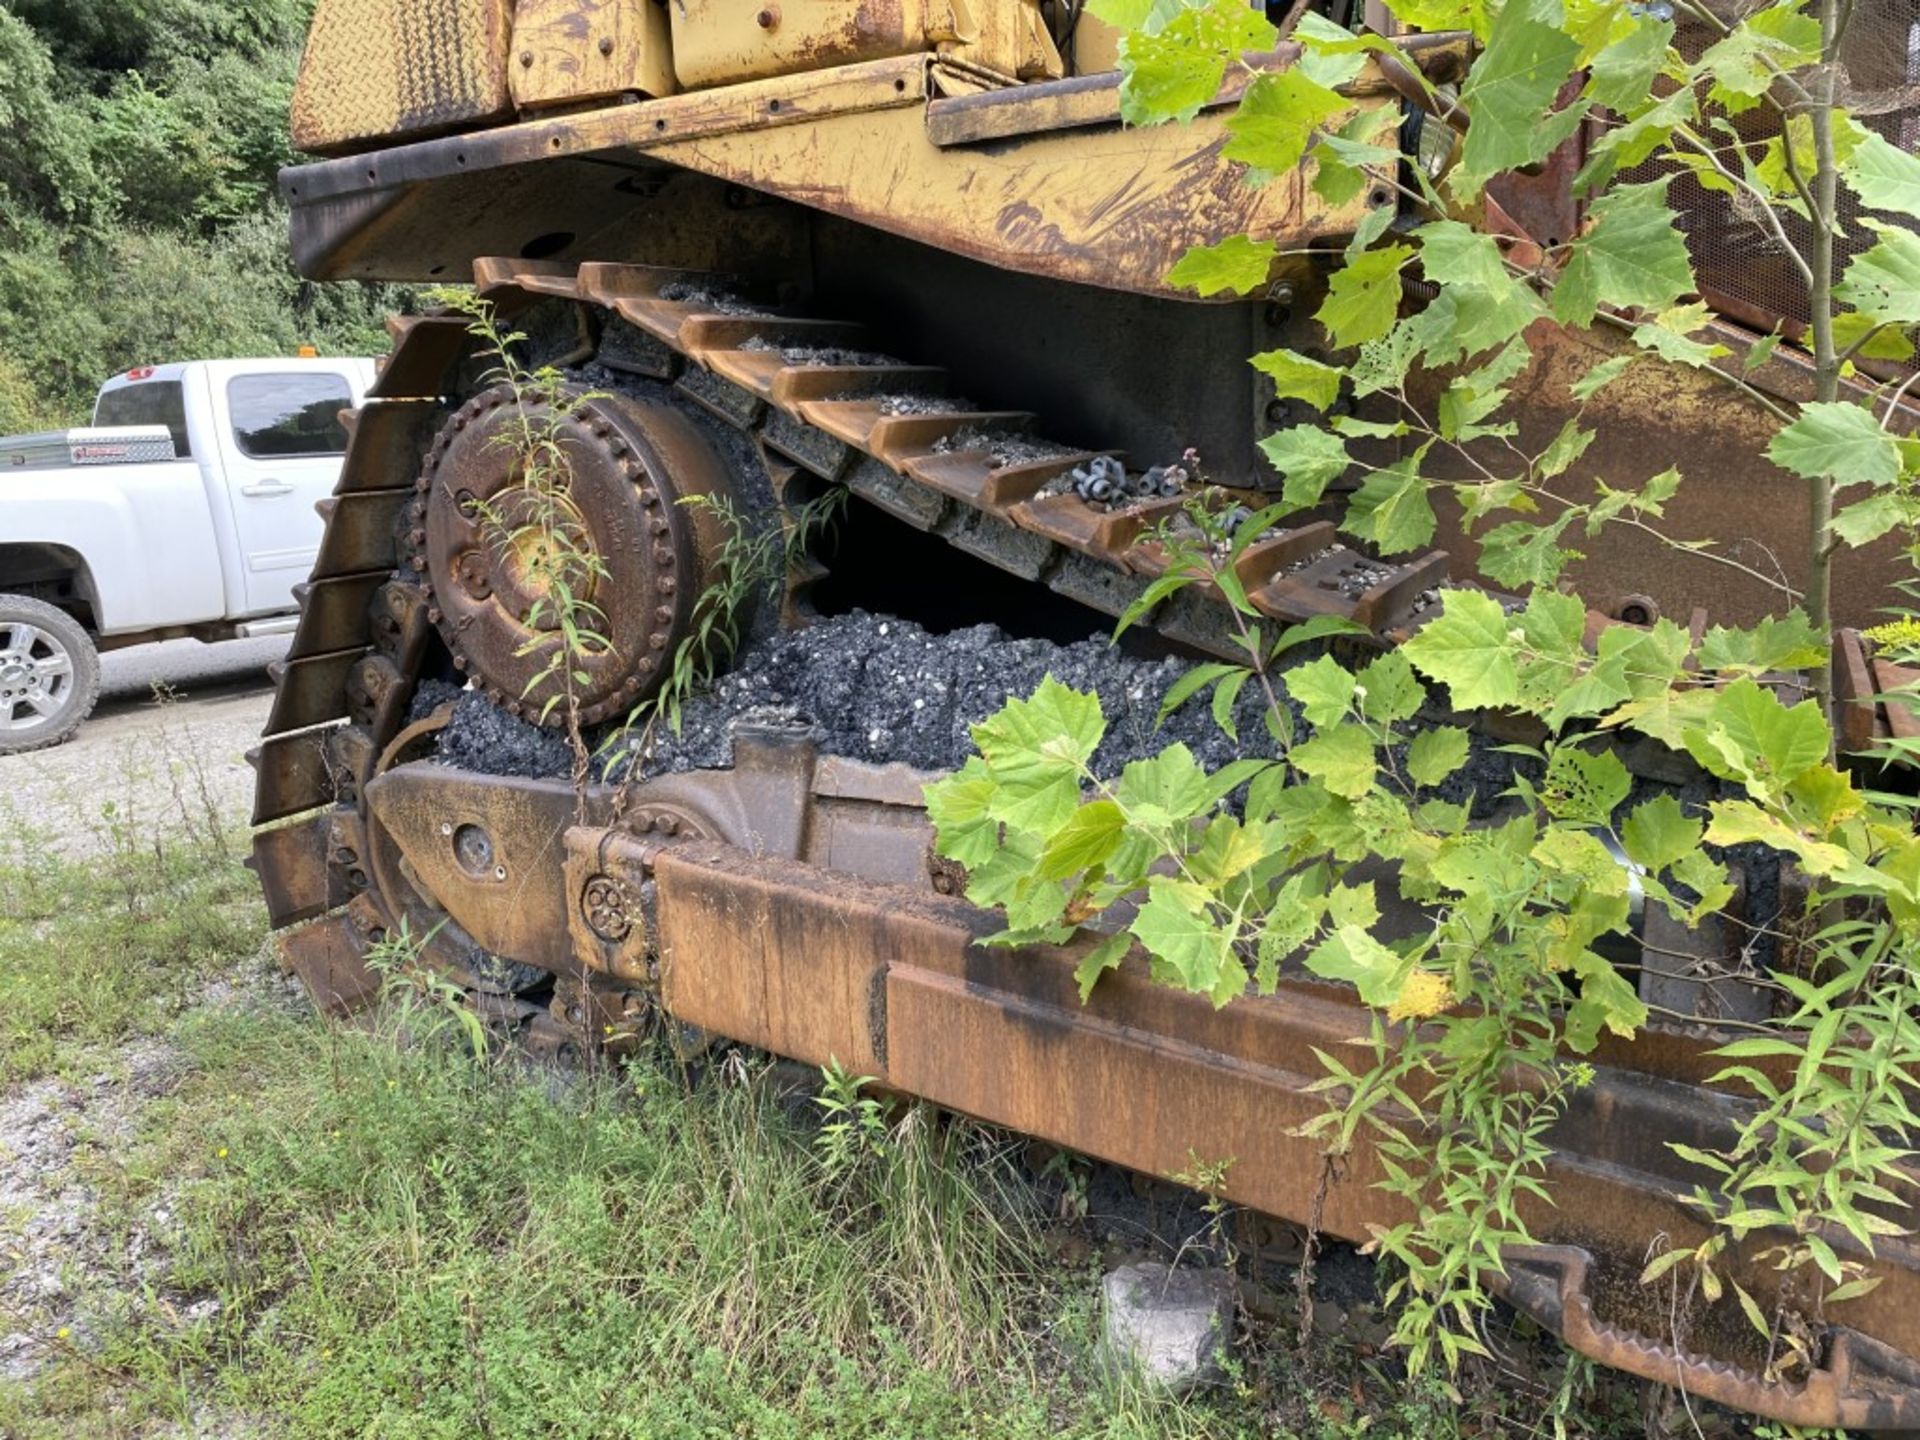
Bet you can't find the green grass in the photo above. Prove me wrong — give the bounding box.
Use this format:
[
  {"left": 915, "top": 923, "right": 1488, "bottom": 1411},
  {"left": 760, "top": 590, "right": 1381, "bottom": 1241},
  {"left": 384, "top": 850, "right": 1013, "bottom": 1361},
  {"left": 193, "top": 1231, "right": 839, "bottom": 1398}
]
[
  {"left": 0, "top": 811, "right": 1641, "bottom": 1439},
  {"left": 0, "top": 796, "right": 263, "bottom": 1086}
]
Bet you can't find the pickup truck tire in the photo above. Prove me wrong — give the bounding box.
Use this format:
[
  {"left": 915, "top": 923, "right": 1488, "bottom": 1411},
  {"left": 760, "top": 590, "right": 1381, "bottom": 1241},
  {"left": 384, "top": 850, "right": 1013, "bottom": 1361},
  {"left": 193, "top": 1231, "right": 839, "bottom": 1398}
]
[{"left": 0, "top": 594, "right": 100, "bottom": 755}]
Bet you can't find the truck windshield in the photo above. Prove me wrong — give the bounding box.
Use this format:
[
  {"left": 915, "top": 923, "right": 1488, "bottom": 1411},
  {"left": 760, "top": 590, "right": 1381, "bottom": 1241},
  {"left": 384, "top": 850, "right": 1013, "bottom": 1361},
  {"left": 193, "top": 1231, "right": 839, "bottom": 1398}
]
[
  {"left": 228, "top": 373, "right": 352, "bottom": 458},
  {"left": 94, "top": 381, "right": 191, "bottom": 458}
]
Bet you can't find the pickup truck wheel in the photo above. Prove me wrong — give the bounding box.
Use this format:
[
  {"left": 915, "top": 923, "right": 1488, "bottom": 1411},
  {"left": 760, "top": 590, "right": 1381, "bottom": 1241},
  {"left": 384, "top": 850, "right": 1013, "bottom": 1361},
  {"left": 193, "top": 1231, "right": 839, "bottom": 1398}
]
[{"left": 0, "top": 595, "right": 100, "bottom": 755}]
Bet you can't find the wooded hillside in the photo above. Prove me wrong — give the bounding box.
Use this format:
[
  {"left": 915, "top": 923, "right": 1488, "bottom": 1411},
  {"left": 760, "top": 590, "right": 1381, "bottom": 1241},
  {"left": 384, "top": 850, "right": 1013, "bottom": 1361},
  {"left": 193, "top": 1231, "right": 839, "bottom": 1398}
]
[{"left": 0, "top": 1, "right": 406, "bottom": 430}]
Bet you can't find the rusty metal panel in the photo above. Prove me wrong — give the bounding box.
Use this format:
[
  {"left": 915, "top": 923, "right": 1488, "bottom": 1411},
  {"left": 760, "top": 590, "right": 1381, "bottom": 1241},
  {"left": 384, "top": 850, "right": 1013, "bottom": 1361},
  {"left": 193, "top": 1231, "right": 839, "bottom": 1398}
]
[
  {"left": 278, "top": 49, "right": 1388, "bottom": 296},
  {"left": 249, "top": 728, "right": 342, "bottom": 827},
  {"left": 251, "top": 809, "right": 349, "bottom": 928},
  {"left": 311, "top": 490, "right": 409, "bottom": 582},
  {"left": 276, "top": 906, "right": 384, "bottom": 1014},
  {"left": 367, "top": 317, "right": 478, "bottom": 400},
  {"left": 654, "top": 844, "right": 907, "bottom": 1077},
  {"left": 334, "top": 399, "right": 442, "bottom": 493},
  {"left": 290, "top": 572, "right": 387, "bottom": 659},
  {"left": 1420, "top": 317, "right": 1913, "bottom": 632},
  {"left": 638, "top": 838, "right": 1920, "bottom": 1426},
  {"left": 360, "top": 766, "right": 594, "bottom": 973},
  {"left": 265, "top": 646, "right": 368, "bottom": 737},
  {"left": 293, "top": 0, "right": 516, "bottom": 155},
  {"left": 511, "top": 0, "right": 676, "bottom": 110}
]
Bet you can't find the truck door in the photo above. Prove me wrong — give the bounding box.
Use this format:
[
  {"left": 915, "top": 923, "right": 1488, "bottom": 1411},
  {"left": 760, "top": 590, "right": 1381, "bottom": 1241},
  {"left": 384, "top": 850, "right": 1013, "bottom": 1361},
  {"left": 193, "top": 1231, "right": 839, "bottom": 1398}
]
[{"left": 214, "top": 368, "right": 356, "bottom": 616}]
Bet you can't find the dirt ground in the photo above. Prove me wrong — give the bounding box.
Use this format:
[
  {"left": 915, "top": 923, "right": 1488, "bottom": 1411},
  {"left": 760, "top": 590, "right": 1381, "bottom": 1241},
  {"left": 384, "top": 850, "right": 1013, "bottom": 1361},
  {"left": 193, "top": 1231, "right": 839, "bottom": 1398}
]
[{"left": 0, "top": 636, "right": 285, "bottom": 854}]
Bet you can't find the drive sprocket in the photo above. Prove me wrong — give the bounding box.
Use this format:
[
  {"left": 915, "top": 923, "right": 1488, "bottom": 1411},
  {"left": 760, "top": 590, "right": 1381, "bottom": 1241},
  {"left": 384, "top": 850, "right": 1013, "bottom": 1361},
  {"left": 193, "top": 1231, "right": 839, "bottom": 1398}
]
[{"left": 411, "top": 384, "right": 732, "bottom": 727}]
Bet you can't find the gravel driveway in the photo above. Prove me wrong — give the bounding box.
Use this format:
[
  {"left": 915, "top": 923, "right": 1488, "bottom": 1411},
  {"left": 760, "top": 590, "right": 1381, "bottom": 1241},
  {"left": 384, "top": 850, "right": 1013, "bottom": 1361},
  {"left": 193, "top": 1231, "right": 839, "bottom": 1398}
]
[{"left": 0, "top": 635, "right": 286, "bottom": 849}]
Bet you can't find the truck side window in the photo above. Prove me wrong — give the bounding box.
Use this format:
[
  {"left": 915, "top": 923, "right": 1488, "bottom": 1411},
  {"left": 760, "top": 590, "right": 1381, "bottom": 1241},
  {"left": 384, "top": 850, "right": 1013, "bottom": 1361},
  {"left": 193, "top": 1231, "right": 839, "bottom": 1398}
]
[
  {"left": 94, "top": 380, "right": 192, "bottom": 458},
  {"left": 228, "top": 373, "right": 353, "bottom": 459}
]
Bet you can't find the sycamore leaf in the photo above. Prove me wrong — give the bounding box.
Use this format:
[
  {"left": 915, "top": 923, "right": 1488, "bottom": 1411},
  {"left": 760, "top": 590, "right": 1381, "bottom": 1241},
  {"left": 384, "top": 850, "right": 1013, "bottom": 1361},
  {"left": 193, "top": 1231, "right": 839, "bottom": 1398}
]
[
  {"left": 1632, "top": 302, "right": 1732, "bottom": 368},
  {"left": 1223, "top": 68, "right": 1351, "bottom": 178},
  {"left": 1167, "top": 234, "right": 1279, "bottom": 297},
  {"left": 1312, "top": 105, "right": 1401, "bottom": 206},
  {"left": 1038, "top": 799, "right": 1126, "bottom": 881},
  {"left": 1086, "top": 0, "right": 1152, "bottom": 28},
  {"left": 1621, "top": 791, "right": 1701, "bottom": 873},
  {"left": 1402, "top": 589, "right": 1520, "bottom": 710},
  {"left": 1513, "top": 589, "right": 1591, "bottom": 714},
  {"left": 1417, "top": 218, "right": 1518, "bottom": 290},
  {"left": 1566, "top": 949, "right": 1647, "bottom": 1051},
  {"left": 1406, "top": 725, "right": 1471, "bottom": 786},
  {"left": 1683, "top": 677, "right": 1830, "bottom": 795},
  {"left": 1358, "top": 650, "right": 1426, "bottom": 724},
  {"left": 1130, "top": 877, "right": 1237, "bottom": 997},
  {"left": 1541, "top": 419, "right": 1596, "bottom": 478},
  {"left": 1478, "top": 512, "right": 1583, "bottom": 589},
  {"left": 1119, "top": 0, "right": 1277, "bottom": 126},
  {"left": 1670, "top": 848, "right": 1736, "bottom": 918},
  {"left": 1844, "top": 128, "right": 1920, "bottom": 217},
  {"left": 1318, "top": 244, "right": 1414, "bottom": 349},
  {"left": 1258, "top": 425, "right": 1351, "bottom": 508},
  {"left": 1833, "top": 491, "right": 1920, "bottom": 547},
  {"left": 1285, "top": 653, "right": 1357, "bottom": 728},
  {"left": 1251, "top": 347, "right": 1343, "bottom": 410},
  {"left": 1571, "top": 352, "right": 1636, "bottom": 400},
  {"left": 1704, "top": 800, "right": 1861, "bottom": 878},
  {"left": 1255, "top": 870, "right": 1326, "bottom": 989},
  {"left": 974, "top": 678, "right": 1104, "bottom": 832},
  {"left": 1742, "top": 333, "right": 1782, "bottom": 373},
  {"left": 1834, "top": 309, "right": 1916, "bottom": 363},
  {"left": 924, "top": 758, "right": 1001, "bottom": 867},
  {"left": 1604, "top": 684, "right": 1719, "bottom": 749},
  {"left": 975, "top": 676, "right": 1103, "bottom": 768},
  {"left": 1542, "top": 743, "right": 1632, "bottom": 827},
  {"left": 1585, "top": 17, "right": 1672, "bottom": 112},
  {"left": 1072, "top": 931, "right": 1133, "bottom": 1002},
  {"left": 1553, "top": 181, "right": 1695, "bottom": 326},
  {"left": 1305, "top": 923, "right": 1411, "bottom": 1008},
  {"left": 1767, "top": 401, "right": 1902, "bottom": 489},
  {"left": 1380, "top": 0, "right": 1472, "bottom": 31},
  {"left": 1693, "top": 4, "right": 1821, "bottom": 111},
  {"left": 1541, "top": 623, "right": 1647, "bottom": 729},
  {"left": 1454, "top": 0, "right": 1587, "bottom": 187},
  {"left": 1834, "top": 221, "right": 1920, "bottom": 327},
  {"left": 1587, "top": 466, "right": 1681, "bottom": 533},
  {"left": 1457, "top": 476, "right": 1532, "bottom": 525},
  {"left": 1114, "top": 743, "right": 1215, "bottom": 825},
  {"left": 1292, "top": 722, "right": 1378, "bottom": 799},
  {"left": 1343, "top": 454, "right": 1437, "bottom": 554},
  {"left": 1696, "top": 611, "right": 1827, "bottom": 673}
]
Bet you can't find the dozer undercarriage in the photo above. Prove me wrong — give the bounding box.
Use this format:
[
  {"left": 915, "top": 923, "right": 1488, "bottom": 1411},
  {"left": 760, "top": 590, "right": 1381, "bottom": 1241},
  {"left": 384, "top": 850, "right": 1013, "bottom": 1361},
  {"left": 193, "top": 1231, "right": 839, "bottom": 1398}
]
[{"left": 253, "top": 0, "right": 1920, "bottom": 1426}]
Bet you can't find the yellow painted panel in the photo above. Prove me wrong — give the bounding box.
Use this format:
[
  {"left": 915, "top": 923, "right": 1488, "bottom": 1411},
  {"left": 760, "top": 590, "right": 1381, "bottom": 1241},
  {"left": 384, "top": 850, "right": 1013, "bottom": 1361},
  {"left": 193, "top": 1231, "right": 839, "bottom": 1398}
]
[
  {"left": 511, "top": 0, "right": 677, "bottom": 109},
  {"left": 671, "top": 0, "right": 934, "bottom": 90},
  {"left": 292, "top": 0, "right": 516, "bottom": 154}
]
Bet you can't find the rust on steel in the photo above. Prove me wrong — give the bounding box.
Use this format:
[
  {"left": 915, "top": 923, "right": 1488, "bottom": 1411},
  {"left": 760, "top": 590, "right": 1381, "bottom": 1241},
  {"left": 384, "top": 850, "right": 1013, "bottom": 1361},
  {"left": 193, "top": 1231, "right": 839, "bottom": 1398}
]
[
  {"left": 412, "top": 386, "right": 732, "bottom": 725},
  {"left": 276, "top": 48, "right": 1450, "bottom": 294}
]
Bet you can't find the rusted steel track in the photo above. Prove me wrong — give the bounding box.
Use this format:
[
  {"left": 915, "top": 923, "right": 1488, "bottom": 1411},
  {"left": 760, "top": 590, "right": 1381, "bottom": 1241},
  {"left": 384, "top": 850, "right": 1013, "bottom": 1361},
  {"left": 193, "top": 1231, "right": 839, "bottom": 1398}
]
[{"left": 249, "top": 259, "right": 1920, "bottom": 1430}]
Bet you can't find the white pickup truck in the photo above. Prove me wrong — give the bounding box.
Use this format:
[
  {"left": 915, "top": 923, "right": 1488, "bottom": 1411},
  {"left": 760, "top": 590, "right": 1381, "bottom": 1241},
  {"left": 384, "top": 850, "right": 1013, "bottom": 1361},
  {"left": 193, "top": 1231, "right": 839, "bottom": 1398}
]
[{"left": 0, "top": 357, "right": 377, "bottom": 753}]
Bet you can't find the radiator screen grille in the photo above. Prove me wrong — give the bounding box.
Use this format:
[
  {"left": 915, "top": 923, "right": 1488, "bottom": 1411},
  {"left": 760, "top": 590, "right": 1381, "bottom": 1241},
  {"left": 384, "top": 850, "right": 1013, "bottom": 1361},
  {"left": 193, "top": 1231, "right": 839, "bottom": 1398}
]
[{"left": 1622, "top": 0, "right": 1920, "bottom": 334}]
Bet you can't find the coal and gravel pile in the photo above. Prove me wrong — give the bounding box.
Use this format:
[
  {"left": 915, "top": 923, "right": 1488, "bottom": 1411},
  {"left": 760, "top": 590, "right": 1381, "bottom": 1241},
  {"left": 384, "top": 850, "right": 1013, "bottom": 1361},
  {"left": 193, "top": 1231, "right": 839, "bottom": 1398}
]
[
  {"left": 428, "top": 607, "right": 1556, "bottom": 812},
  {"left": 604, "top": 611, "right": 1287, "bottom": 781}
]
